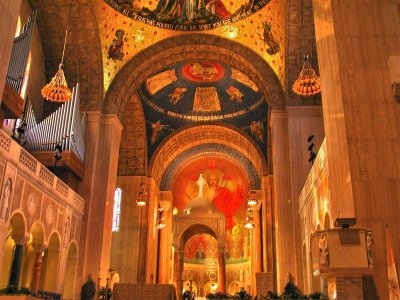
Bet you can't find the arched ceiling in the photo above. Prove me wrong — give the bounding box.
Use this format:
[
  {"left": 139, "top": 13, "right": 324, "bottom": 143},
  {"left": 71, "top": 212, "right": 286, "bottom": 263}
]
[
  {"left": 114, "top": 34, "right": 281, "bottom": 177},
  {"left": 140, "top": 59, "right": 268, "bottom": 159},
  {"left": 94, "top": 0, "right": 286, "bottom": 92},
  {"left": 160, "top": 144, "right": 261, "bottom": 190},
  {"left": 149, "top": 124, "right": 267, "bottom": 185}
]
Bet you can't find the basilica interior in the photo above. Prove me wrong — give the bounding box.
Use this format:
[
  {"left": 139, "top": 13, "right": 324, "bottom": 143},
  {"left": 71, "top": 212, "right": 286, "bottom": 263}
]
[{"left": 0, "top": 0, "right": 399, "bottom": 299}]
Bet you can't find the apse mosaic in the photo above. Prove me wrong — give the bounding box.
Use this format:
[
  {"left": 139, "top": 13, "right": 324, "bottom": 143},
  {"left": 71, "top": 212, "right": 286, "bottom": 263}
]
[
  {"left": 103, "top": 0, "right": 271, "bottom": 31},
  {"left": 94, "top": 0, "right": 285, "bottom": 92},
  {"left": 175, "top": 157, "right": 251, "bottom": 264},
  {"left": 184, "top": 232, "right": 250, "bottom": 265},
  {"left": 141, "top": 60, "right": 268, "bottom": 158}
]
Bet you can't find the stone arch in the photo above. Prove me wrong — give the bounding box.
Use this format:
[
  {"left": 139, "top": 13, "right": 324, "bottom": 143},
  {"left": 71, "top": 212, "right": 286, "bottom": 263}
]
[
  {"left": 63, "top": 241, "right": 78, "bottom": 300},
  {"left": 173, "top": 215, "right": 225, "bottom": 252},
  {"left": 40, "top": 232, "right": 61, "bottom": 292},
  {"left": 0, "top": 213, "right": 27, "bottom": 287},
  {"left": 104, "top": 33, "right": 285, "bottom": 118},
  {"left": 20, "top": 222, "right": 45, "bottom": 288},
  {"left": 150, "top": 124, "right": 268, "bottom": 186},
  {"left": 108, "top": 34, "right": 284, "bottom": 176},
  {"left": 160, "top": 143, "right": 261, "bottom": 190},
  {"left": 28, "top": 0, "right": 103, "bottom": 111}
]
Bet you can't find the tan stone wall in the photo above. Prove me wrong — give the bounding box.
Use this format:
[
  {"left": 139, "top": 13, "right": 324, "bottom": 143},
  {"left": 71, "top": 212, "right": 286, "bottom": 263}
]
[{"left": 110, "top": 176, "right": 144, "bottom": 283}]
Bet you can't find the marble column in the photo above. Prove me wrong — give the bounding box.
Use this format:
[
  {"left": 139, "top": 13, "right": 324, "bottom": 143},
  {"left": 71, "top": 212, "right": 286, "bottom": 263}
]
[
  {"left": 312, "top": 1, "right": 400, "bottom": 298},
  {"left": 270, "top": 110, "right": 296, "bottom": 292},
  {"left": 0, "top": 0, "right": 22, "bottom": 104},
  {"left": 9, "top": 235, "right": 28, "bottom": 288},
  {"left": 77, "top": 113, "right": 123, "bottom": 288},
  {"left": 287, "top": 106, "right": 325, "bottom": 290},
  {"left": 218, "top": 249, "right": 226, "bottom": 293},
  {"left": 30, "top": 246, "right": 45, "bottom": 295},
  {"left": 173, "top": 250, "right": 184, "bottom": 300}
]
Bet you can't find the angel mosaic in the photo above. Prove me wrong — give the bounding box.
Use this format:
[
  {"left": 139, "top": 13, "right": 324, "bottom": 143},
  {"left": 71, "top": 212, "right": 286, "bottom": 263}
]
[
  {"left": 226, "top": 86, "right": 243, "bottom": 103},
  {"left": 169, "top": 87, "right": 187, "bottom": 104},
  {"left": 250, "top": 120, "right": 265, "bottom": 143},
  {"left": 258, "top": 21, "right": 280, "bottom": 55},
  {"left": 150, "top": 120, "right": 171, "bottom": 144},
  {"left": 108, "top": 29, "right": 128, "bottom": 61}
]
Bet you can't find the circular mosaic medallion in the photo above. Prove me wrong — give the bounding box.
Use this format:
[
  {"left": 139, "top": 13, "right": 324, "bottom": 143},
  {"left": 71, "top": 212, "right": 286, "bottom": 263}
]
[
  {"left": 27, "top": 193, "right": 38, "bottom": 215},
  {"left": 181, "top": 61, "right": 225, "bottom": 83},
  {"left": 103, "top": 0, "right": 272, "bottom": 31},
  {"left": 46, "top": 205, "right": 55, "bottom": 225}
]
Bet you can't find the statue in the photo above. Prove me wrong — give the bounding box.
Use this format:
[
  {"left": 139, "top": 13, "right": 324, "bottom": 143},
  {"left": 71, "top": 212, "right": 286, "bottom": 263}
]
[
  {"left": 366, "top": 232, "right": 375, "bottom": 268},
  {"left": 0, "top": 178, "right": 12, "bottom": 221},
  {"left": 318, "top": 233, "right": 329, "bottom": 269}
]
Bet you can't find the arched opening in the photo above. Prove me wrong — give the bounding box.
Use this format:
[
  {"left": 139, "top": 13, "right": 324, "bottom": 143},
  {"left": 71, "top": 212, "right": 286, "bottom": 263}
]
[
  {"left": 0, "top": 213, "right": 26, "bottom": 288},
  {"left": 0, "top": 228, "right": 15, "bottom": 287},
  {"left": 323, "top": 213, "right": 330, "bottom": 230},
  {"left": 40, "top": 232, "right": 61, "bottom": 292},
  {"left": 20, "top": 222, "right": 44, "bottom": 289},
  {"left": 63, "top": 242, "right": 78, "bottom": 300}
]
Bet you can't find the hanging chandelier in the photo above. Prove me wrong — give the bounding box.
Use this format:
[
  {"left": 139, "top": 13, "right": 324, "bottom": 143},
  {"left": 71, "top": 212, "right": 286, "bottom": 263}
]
[
  {"left": 41, "top": 1, "right": 73, "bottom": 102},
  {"left": 292, "top": 55, "right": 321, "bottom": 97},
  {"left": 247, "top": 189, "right": 258, "bottom": 206},
  {"left": 245, "top": 208, "right": 255, "bottom": 229},
  {"left": 41, "top": 64, "right": 72, "bottom": 102}
]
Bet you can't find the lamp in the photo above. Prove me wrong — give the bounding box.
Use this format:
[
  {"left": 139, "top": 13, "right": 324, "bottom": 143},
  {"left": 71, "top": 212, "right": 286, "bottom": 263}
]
[
  {"left": 292, "top": 55, "right": 321, "bottom": 97},
  {"left": 41, "top": 0, "right": 73, "bottom": 102},
  {"left": 155, "top": 207, "right": 166, "bottom": 229},
  {"left": 247, "top": 188, "right": 258, "bottom": 206},
  {"left": 136, "top": 182, "right": 148, "bottom": 207},
  {"left": 245, "top": 207, "right": 255, "bottom": 229}
]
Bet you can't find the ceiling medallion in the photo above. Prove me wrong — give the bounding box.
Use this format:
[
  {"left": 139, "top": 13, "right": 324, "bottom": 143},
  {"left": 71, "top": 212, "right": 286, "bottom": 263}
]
[{"left": 103, "top": 0, "right": 272, "bottom": 31}]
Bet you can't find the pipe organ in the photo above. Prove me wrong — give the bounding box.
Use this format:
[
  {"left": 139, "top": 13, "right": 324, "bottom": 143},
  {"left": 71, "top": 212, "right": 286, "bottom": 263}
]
[
  {"left": 25, "top": 84, "right": 85, "bottom": 161},
  {"left": 6, "top": 11, "right": 36, "bottom": 94}
]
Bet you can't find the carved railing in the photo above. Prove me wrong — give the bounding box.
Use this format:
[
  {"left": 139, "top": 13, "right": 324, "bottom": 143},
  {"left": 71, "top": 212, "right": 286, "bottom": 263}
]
[{"left": 0, "top": 129, "right": 84, "bottom": 215}]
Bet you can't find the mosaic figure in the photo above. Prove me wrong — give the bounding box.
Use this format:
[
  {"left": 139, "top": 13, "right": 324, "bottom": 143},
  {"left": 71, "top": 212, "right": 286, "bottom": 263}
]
[
  {"left": 250, "top": 120, "right": 265, "bottom": 143},
  {"left": 258, "top": 21, "right": 280, "bottom": 55},
  {"left": 108, "top": 29, "right": 127, "bottom": 61},
  {"left": 169, "top": 87, "right": 187, "bottom": 104}
]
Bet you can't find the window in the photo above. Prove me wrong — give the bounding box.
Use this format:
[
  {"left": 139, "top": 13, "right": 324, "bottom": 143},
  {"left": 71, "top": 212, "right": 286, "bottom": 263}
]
[{"left": 112, "top": 188, "right": 122, "bottom": 232}]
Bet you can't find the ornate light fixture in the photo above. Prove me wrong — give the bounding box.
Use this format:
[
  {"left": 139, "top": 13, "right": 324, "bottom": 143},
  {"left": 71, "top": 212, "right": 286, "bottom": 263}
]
[
  {"left": 245, "top": 208, "right": 255, "bottom": 229},
  {"left": 41, "top": 0, "right": 73, "bottom": 102},
  {"left": 155, "top": 207, "right": 166, "bottom": 229},
  {"left": 247, "top": 188, "right": 258, "bottom": 206},
  {"left": 136, "top": 182, "right": 148, "bottom": 207},
  {"left": 292, "top": 55, "right": 321, "bottom": 97}
]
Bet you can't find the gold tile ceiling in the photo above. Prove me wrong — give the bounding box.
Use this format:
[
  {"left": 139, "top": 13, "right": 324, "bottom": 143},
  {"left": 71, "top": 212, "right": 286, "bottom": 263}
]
[{"left": 94, "top": 0, "right": 286, "bottom": 93}]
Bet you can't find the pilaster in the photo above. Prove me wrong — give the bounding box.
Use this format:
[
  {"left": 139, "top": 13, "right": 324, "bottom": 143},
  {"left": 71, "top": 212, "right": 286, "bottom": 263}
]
[{"left": 270, "top": 110, "right": 296, "bottom": 291}]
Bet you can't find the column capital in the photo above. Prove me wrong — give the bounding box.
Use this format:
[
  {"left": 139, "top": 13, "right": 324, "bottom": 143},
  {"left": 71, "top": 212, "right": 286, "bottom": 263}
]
[
  {"left": 287, "top": 106, "right": 323, "bottom": 118},
  {"left": 101, "top": 114, "right": 123, "bottom": 132},
  {"left": 269, "top": 110, "right": 288, "bottom": 124},
  {"left": 13, "top": 234, "right": 30, "bottom": 245}
]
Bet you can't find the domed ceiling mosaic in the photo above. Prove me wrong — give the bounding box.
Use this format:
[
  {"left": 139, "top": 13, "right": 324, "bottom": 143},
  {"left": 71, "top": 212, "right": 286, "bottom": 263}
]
[
  {"left": 103, "top": 0, "right": 271, "bottom": 31},
  {"left": 138, "top": 60, "right": 268, "bottom": 158},
  {"left": 94, "top": 0, "right": 285, "bottom": 92}
]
